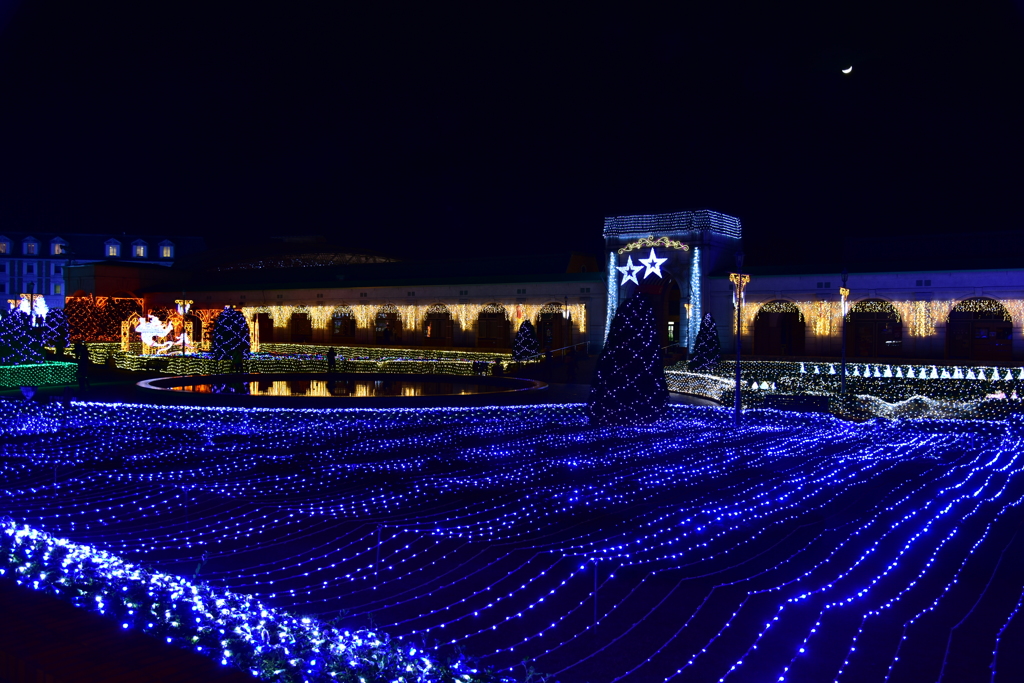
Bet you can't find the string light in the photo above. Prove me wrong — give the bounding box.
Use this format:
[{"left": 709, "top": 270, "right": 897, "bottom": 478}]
[
  {"left": 670, "top": 359, "right": 1024, "bottom": 420},
  {"left": 589, "top": 293, "right": 668, "bottom": 425},
  {"left": 2, "top": 399, "right": 1020, "bottom": 681},
  {"left": 616, "top": 236, "right": 689, "bottom": 255},
  {"left": 741, "top": 297, "right": 1024, "bottom": 340},
  {"left": 237, "top": 302, "right": 586, "bottom": 339}
]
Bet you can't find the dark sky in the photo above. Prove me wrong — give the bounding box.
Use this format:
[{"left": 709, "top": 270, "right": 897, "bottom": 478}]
[{"left": 2, "top": 2, "right": 1023, "bottom": 265}]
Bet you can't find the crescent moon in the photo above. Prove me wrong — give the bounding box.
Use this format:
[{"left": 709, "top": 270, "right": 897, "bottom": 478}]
[{"left": 842, "top": 66, "right": 853, "bottom": 74}]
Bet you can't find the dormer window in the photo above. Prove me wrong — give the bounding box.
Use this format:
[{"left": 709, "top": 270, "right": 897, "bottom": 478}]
[
  {"left": 0, "top": 236, "right": 9, "bottom": 254},
  {"left": 50, "top": 238, "right": 67, "bottom": 255},
  {"left": 23, "top": 238, "right": 39, "bottom": 255},
  {"left": 158, "top": 240, "right": 174, "bottom": 259},
  {"left": 105, "top": 239, "right": 121, "bottom": 258},
  {"left": 132, "top": 240, "right": 148, "bottom": 258}
]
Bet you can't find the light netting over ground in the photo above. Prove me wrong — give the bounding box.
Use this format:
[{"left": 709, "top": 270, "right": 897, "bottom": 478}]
[{"left": 2, "top": 400, "right": 1023, "bottom": 682}]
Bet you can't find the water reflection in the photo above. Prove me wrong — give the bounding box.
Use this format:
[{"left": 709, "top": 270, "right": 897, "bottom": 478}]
[{"left": 168, "top": 378, "right": 498, "bottom": 397}]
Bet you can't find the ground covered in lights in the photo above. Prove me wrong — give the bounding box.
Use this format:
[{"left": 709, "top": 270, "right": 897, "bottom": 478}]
[{"left": 2, "top": 400, "right": 1024, "bottom": 682}]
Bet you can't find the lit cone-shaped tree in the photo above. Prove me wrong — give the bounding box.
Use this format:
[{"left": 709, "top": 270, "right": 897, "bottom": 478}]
[
  {"left": 0, "top": 311, "right": 44, "bottom": 365},
  {"left": 211, "top": 307, "right": 251, "bottom": 360},
  {"left": 588, "top": 293, "right": 668, "bottom": 426},
  {"left": 688, "top": 313, "right": 721, "bottom": 372},
  {"left": 512, "top": 320, "right": 541, "bottom": 361},
  {"left": 42, "top": 309, "right": 70, "bottom": 353}
]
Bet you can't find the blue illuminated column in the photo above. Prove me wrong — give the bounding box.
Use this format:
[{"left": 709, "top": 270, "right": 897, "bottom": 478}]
[
  {"left": 605, "top": 251, "right": 618, "bottom": 343},
  {"left": 688, "top": 246, "right": 702, "bottom": 353}
]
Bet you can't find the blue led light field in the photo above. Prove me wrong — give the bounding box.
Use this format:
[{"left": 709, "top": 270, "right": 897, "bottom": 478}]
[{"left": 1, "top": 400, "right": 1023, "bottom": 682}]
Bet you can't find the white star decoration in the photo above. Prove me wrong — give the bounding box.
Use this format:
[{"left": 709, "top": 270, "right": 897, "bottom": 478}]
[
  {"left": 638, "top": 248, "right": 667, "bottom": 279},
  {"left": 616, "top": 255, "right": 644, "bottom": 285}
]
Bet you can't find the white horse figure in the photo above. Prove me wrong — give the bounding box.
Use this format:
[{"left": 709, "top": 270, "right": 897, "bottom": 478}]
[{"left": 135, "top": 314, "right": 175, "bottom": 352}]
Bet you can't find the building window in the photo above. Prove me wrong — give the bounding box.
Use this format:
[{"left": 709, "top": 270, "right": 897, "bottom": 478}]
[
  {"left": 106, "top": 242, "right": 120, "bottom": 257},
  {"left": 26, "top": 264, "right": 35, "bottom": 275},
  {"left": 53, "top": 284, "right": 62, "bottom": 295},
  {"left": 51, "top": 243, "right": 65, "bottom": 255},
  {"left": 316, "top": 293, "right": 324, "bottom": 298},
  {"left": 516, "top": 288, "right": 527, "bottom": 295},
  {"left": 0, "top": 242, "right": 7, "bottom": 254},
  {"left": 24, "top": 242, "right": 38, "bottom": 255},
  {"left": 133, "top": 242, "right": 148, "bottom": 258},
  {"left": 459, "top": 290, "right": 469, "bottom": 296},
  {"left": 0, "top": 283, "right": 5, "bottom": 293},
  {"left": 407, "top": 291, "right": 416, "bottom": 297},
  {"left": 160, "top": 245, "right": 174, "bottom": 258},
  {"left": 580, "top": 287, "right": 591, "bottom": 293},
  {"left": 0, "top": 264, "right": 5, "bottom": 273},
  {"left": 276, "top": 294, "right": 283, "bottom": 299},
  {"left": 360, "top": 292, "right": 368, "bottom": 297},
  {"left": 53, "top": 265, "right": 62, "bottom": 275}
]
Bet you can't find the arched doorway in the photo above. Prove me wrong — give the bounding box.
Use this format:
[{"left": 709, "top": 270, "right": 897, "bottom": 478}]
[
  {"left": 848, "top": 299, "right": 902, "bottom": 358},
  {"left": 375, "top": 304, "right": 402, "bottom": 344},
  {"left": 290, "top": 311, "right": 312, "bottom": 343},
  {"left": 636, "top": 274, "right": 685, "bottom": 349},
  {"left": 538, "top": 303, "right": 569, "bottom": 351},
  {"left": 753, "top": 301, "right": 806, "bottom": 356},
  {"left": 422, "top": 304, "right": 453, "bottom": 346},
  {"left": 256, "top": 312, "right": 274, "bottom": 344},
  {"left": 331, "top": 306, "right": 357, "bottom": 344},
  {"left": 477, "top": 304, "right": 511, "bottom": 348},
  {"left": 947, "top": 298, "right": 1013, "bottom": 361}
]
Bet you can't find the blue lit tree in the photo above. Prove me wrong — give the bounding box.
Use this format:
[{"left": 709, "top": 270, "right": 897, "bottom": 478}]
[
  {"left": 210, "top": 307, "right": 251, "bottom": 360},
  {"left": 0, "top": 310, "right": 45, "bottom": 365},
  {"left": 43, "top": 309, "right": 70, "bottom": 353},
  {"left": 588, "top": 293, "right": 668, "bottom": 426},
  {"left": 512, "top": 320, "right": 541, "bottom": 361},
  {"left": 688, "top": 313, "right": 721, "bottom": 372}
]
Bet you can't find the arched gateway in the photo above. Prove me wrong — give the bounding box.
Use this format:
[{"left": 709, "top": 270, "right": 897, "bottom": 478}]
[{"left": 603, "top": 210, "right": 742, "bottom": 352}]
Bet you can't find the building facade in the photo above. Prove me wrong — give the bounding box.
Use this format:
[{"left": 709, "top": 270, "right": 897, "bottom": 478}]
[
  {"left": 708, "top": 267, "right": 1024, "bottom": 363},
  {"left": 1, "top": 232, "right": 204, "bottom": 311},
  {"left": 138, "top": 254, "right": 604, "bottom": 353}
]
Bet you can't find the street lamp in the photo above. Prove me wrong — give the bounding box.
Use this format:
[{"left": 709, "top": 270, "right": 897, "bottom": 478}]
[
  {"left": 563, "top": 296, "right": 571, "bottom": 353},
  {"left": 176, "top": 298, "right": 193, "bottom": 356},
  {"left": 840, "top": 270, "right": 850, "bottom": 395},
  {"left": 26, "top": 282, "right": 36, "bottom": 327},
  {"left": 729, "top": 253, "right": 749, "bottom": 428}
]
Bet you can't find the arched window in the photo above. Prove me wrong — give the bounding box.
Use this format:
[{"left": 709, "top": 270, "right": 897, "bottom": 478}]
[
  {"left": 753, "top": 301, "right": 806, "bottom": 357},
  {"left": 477, "top": 304, "right": 510, "bottom": 348},
  {"left": 848, "top": 299, "right": 902, "bottom": 358},
  {"left": 422, "top": 304, "right": 453, "bottom": 347},
  {"left": 947, "top": 298, "right": 1012, "bottom": 361},
  {"left": 331, "top": 305, "right": 356, "bottom": 341},
  {"left": 375, "top": 304, "right": 402, "bottom": 344}
]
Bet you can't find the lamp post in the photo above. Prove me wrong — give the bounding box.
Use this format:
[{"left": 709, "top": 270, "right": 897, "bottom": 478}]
[
  {"left": 564, "top": 295, "right": 570, "bottom": 351},
  {"left": 729, "top": 253, "right": 749, "bottom": 428},
  {"left": 175, "top": 298, "right": 193, "bottom": 356},
  {"left": 26, "top": 282, "right": 36, "bottom": 327},
  {"left": 840, "top": 270, "right": 849, "bottom": 395}
]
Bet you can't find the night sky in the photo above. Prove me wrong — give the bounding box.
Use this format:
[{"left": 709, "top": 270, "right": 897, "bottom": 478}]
[{"left": 1, "top": 2, "right": 1023, "bottom": 265}]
